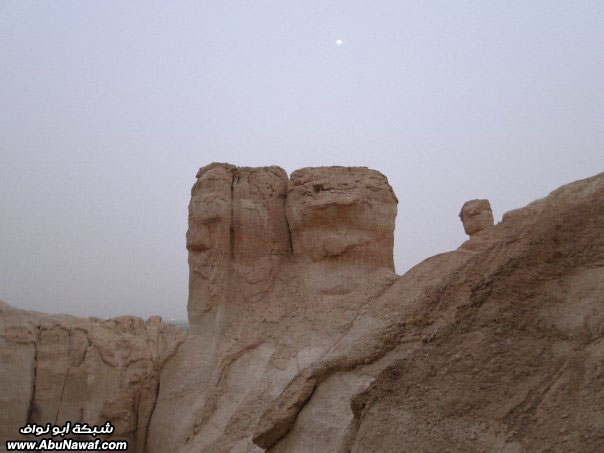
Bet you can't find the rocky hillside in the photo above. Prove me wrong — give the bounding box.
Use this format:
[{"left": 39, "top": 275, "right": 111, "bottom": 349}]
[
  {"left": 2, "top": 165, "right": 602, "bottom": 452},
  {"left": 0, "top": 302, "right": 185, "bottom": 452},
  {"left": 147, "top": 165, "right": 603, "bottom": 452}
]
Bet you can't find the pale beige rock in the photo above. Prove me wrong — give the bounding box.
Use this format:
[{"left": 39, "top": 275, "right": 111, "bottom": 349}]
[
  {"left": 252, "top": 369, "right": 317, "bottom": 448},
  {"left": 345, "top": 172, "right": 604, "bottom": 453},
  {"left": 187, "top": 163, "right": 235, "bottom": 328},
  {"left": 186, "top": 163, "right": 291, "bottom": 333},
  {"left": 151, "top": 167, "right": 603, "bottom": 453},
  {"left": 286, "top": 166, "right": 397, "bottom": 270},
  {"left": 0, "top": 301, "right": 37, "bottom": 445},
  {"left": 459, "top": 198, "right": 494, "bottom": 235},
  {"left": 148, "top": 165, "right": 400, "bottom": 453},
  {"left": 0, "top": 303, "right": 185, "bottom": 452},
  {"left": 231, "top": 166, "right": 290, "bottom": 302},
  {"left": 231, "top": 166, "right": 290, "bottom": 264},
  {"left": 4, "top": 164, "right": 603, "bottom": 453}
]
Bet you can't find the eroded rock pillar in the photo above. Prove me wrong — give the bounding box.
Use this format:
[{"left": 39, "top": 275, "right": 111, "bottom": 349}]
[
  {"left": 186, "top": 163, "right": 290, "bottom": 330},
  {"left": 459, "top": 199, "right": 494, "bottom": 236}
]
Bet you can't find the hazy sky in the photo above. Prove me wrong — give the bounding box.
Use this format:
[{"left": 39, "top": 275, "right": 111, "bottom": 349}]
[{"left": 1, "top": 1, "right": 603, "bottom": 319}]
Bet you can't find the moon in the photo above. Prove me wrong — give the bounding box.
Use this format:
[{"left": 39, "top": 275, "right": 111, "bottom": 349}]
[{"left": 335, "top": 39, "right": 343, "bottom": 46}]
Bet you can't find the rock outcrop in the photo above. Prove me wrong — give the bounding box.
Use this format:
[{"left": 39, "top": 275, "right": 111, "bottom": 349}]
[
  {"left": 287, "top": 166, "right": 397, "bottom": 269},
  {"left": 0, "top": 302, "right": 185, "bottom": 451},
  {"left": 2, "top": 163, "right": 603, "bottom": 453},
  {"left": 459, "top": 198, "right": 494, "bottom": 235},
  {"left": 186, "top": 164, "right": 291, "bottom": 332},
  {"left": 147, "top": 165, "right": 399, "bottom": 452},
  {"left": 344, "top": 173, "right": 604, "bottom": 452},
  {"left": 147, "top": 165, "right": 603, "bottom": 452}
]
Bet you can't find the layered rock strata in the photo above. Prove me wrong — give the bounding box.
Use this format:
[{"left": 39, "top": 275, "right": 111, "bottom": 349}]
[
  {"left": 0, "top": 302, "right": 185, "bottom": 452},
  {"left": 3, "top": 164, "right": 602, "bottom": 453},
  {"left": 186, "top": 164, "right": 291, "bottom": 332},
  {"left": 149, "top": 165, "right": 603, "bottom": 452},
  {"left": 147, "top": 165, "right": 398, "bottom": 452}
]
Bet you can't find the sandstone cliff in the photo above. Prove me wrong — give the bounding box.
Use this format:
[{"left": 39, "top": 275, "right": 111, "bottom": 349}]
[
  {"left": 147, "top": 165, "right": 603, "bottom": 452},
  {"left": 2, "top": 164, "right": 602, "bottom": 452},
  {"left": 0, "top": 302, "right": 185, "bottom": 451}
]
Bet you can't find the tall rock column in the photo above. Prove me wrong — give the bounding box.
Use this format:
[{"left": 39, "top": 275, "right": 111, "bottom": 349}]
[
  {"left": 230, "top": 166, "right": 290, "bottom": 302},
  {"left": 186, "top": 163, "right": 290, "bottom": 331},
  {"left": 186, "top": 163, "right": 235, "bottom": 330},
  {"left": 286, "top": 166, "right": 398, "bottom": 295},
  {"left": 149, "top": 164, "right": 399, "bottom": 452}
]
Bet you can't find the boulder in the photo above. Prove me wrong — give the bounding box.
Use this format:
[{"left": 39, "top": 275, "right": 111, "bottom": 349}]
[{"left": 459, "top": 198, "right": 494, "bottom": 235}]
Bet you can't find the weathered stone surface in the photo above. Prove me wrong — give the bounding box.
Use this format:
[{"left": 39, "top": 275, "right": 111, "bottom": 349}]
[
  {"left": 0, "top": 301, "right": 37, "bottom": 446},
  {"left": 3, "top": 164, "right": 603, "bottom": 453},
  {"left": 187, "top": 163, "right": 235, "bottom": 328},
  {"left": 186, "top": 164, "right": 291, "bottom": 333},
  {"left": 286, "top": 167, "right": 397, "bottom": 270},
  {"left": 345, "top": 172, "right": 604, "bottom": 453},
  {"left": 147, "top": 164, "right": 399, "bottom": 452},
  {"left": 0, "top": 302, "right": 185, "bottom": 452},
  {"left": 231, "top": 166, "right": 290, "bottom": 302},
  {"left": 150, "top": 166, "right": 603, "bottom": 453},
  {"left": 252, "top": 369, "right": 317, "bottom": 448},
  {"left": 459, "top": 198, "right": 494, "bottom": 235}
]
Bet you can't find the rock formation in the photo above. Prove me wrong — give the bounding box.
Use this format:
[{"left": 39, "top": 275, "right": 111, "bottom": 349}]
[
  {"left": 2, "top": 164, "right": 603, "bottom": 452},
  {"left": 286, "top": 166, "right": 396, "bottom": 269},
  {"left": 459, "top": 198, "right": 494, "bottom": 235},
  {"left": 147, "top": 165, "right": 399, "bottom": 452},
  {"left": 0, "top": 302, "right": 185, "bottom": 451},
  {"left": 186, "top": 164, "right": 291, "bottom": 332},
  {"left": 148, "top": 165, "right": 604, "bottom": 452}
]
